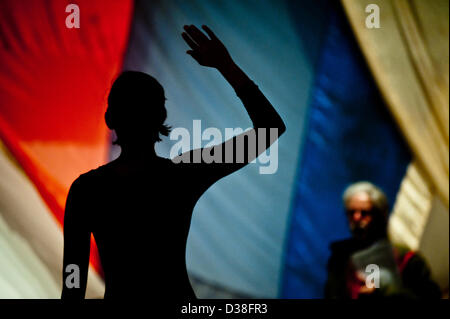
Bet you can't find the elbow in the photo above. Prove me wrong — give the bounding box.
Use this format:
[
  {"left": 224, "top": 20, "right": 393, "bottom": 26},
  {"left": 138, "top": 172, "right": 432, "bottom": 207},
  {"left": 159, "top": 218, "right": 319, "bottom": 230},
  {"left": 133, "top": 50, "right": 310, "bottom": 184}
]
[
  {"left": 253, "top": 117, "right": 286, "bottom": 137},
  {"left": 279, "top": 121, "right": 286, "bottom": 136},
  {"left": 274, "top": 118, "right": 286, "bottom": 137}
]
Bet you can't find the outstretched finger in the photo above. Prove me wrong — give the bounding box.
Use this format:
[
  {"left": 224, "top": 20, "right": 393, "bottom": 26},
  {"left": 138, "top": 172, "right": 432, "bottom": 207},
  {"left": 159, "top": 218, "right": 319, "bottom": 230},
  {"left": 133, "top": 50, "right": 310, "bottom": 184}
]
[
  {"left": 186, "top": 50, "right": 202, "bottom": 64},
  {"left": 186, "top": 25, "right": 209, "bottom": 44},
  {"left": 182, "top": 32, "right": 199, "bottom": 50},
  {"left": 201, "top": 25, "right": 218, "bottom": 41}
]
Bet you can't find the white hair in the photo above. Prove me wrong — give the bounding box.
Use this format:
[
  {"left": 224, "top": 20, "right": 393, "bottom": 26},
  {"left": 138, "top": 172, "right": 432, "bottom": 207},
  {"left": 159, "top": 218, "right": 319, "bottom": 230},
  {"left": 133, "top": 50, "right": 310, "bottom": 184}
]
[{"left": 342, "top": 181, "right": 389, "bottom": 215}]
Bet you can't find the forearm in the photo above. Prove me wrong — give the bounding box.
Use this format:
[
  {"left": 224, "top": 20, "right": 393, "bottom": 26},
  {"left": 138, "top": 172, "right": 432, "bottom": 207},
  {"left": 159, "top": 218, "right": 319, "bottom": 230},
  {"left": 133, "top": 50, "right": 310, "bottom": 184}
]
[
  {"left": 219, "top": 61, "right": 285, "bottom": 133},
  {"left": 217, "top": 60, "right": 251, "bottom": 91}
]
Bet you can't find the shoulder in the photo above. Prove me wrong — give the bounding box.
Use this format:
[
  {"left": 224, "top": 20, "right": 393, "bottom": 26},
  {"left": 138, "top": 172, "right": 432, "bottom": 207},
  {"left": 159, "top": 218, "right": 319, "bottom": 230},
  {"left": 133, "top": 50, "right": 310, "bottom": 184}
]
[
  {"left": 393, "top": 245, "right": 433, "bottom": 277},
  {"left": 396, "top": 248, "right": 427, "bottom": 269},
  {"left": 392, "top": 245, "right": 424, "bottom": 267},
  {"left": 69, "top": 164, "right": 112, "bottom": 193},
  {"left": 393, "top": 244, "right": 411, "bottom": 256}
]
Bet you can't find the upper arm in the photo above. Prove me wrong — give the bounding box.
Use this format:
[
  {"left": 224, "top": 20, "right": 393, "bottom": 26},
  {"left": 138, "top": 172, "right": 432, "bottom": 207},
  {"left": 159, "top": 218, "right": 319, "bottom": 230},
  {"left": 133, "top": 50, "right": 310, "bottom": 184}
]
[
  {"left": 173, "top": 126, "right": 282, "bottom": 189},
  {"left": 173, "top": 80, "right": 286, "bottom": 190},
  {"left": 61, "top": 177, "right": 91, "bottom": 299}
]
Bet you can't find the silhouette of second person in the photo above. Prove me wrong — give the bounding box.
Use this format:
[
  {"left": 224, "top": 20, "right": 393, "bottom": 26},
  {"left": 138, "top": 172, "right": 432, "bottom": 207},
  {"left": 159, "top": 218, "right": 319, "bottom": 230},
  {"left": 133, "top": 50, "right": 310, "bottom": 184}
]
[{"left": 62, "top": 25, "right": 286, "bottom": 300}]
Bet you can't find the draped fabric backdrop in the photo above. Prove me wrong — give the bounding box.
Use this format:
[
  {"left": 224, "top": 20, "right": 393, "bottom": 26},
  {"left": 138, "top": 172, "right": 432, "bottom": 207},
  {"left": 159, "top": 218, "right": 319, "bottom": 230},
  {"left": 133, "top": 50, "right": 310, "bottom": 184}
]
[
  {"left": 0, "top": 0, "right": 447, "bottom": 298},
  {"left": 342, "top": 0, "right": 449, "bottom": 209}
]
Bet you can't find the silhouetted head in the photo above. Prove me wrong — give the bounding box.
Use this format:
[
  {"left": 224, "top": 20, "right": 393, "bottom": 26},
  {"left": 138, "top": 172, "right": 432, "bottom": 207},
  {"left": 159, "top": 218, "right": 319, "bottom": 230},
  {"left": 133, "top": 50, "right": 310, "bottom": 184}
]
[
  {"left": 342, "top": 181, "right": 389, "bottom": 242},
  {"left": 105, "top": 71, "right": 171, "bottom": 147}
]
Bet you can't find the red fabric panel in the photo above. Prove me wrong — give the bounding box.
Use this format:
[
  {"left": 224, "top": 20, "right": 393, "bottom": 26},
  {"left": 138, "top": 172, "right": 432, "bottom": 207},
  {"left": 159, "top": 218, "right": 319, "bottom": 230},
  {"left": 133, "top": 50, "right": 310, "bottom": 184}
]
[{"left": 0, "top": 0, "right": 134, "bottom": 277}]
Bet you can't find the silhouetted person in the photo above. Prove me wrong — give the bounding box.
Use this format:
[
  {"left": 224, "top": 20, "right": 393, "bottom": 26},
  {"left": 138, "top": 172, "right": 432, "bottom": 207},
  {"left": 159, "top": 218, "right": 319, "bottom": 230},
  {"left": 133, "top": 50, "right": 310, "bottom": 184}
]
[{"left": 62, "top": 25, "right": 286, "bottom": 300}]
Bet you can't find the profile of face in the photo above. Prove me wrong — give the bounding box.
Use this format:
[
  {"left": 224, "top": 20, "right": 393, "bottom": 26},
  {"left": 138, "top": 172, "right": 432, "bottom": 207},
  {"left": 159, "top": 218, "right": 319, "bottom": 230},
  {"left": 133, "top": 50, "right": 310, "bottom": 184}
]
[
  {"left": 346, "top": 191, "right": 378, "bottom": 240},
  {"left": 105, "top": 71, "right": 170, "bottom": 148}
]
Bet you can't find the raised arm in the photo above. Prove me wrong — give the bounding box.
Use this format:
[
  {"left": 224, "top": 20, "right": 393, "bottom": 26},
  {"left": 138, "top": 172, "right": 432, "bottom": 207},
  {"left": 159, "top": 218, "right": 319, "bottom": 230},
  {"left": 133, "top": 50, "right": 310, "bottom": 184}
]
[
  {"left": 61, "top": 177, "right": 91, "bottom": 299},
  {"left": 178, "top": 25, "right": 286, "bottom": 182},
  {"left": 182, "top": 25, "right": 285, "bottom": 131}
]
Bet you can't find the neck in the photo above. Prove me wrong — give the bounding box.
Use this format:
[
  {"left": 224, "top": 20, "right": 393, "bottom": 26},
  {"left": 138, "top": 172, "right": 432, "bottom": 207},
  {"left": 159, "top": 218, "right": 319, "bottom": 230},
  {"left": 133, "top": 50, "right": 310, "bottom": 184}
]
[
  {"left": 356, "top": 232, "right": 387, "bottom": 248},
  {"left": 118, "top": 144, "right": 157, "bottom": 163}
]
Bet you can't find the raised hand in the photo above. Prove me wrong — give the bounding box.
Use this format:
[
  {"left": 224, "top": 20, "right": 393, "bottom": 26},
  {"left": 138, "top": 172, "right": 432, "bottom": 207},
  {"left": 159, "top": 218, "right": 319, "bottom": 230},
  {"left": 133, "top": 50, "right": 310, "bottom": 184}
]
[{"left": 182, "top": 25, "right": 233, "bottom": 69}]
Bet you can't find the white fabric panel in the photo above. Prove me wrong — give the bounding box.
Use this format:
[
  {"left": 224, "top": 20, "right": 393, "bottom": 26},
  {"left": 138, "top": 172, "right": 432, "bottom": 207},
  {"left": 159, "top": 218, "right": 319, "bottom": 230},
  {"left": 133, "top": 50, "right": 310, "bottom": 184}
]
[
  {"left": 0, "top": 142, "right": 104, "bottom": 298},
  {"left": 0, "top": 212, "right": 58, "bottom": 298},
  {"left": 123, "top": 0, "right": 320, "bottom": 297},
  {"left": 419, "top": 196, "right": 449, "bottom": 290}
]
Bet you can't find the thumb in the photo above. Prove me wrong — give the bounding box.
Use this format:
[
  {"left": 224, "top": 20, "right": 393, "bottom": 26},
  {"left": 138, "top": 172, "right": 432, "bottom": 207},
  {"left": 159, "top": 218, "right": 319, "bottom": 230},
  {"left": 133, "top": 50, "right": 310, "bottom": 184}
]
[{"left": 186, "top": 50, "right": 201, "bottom": 64}]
